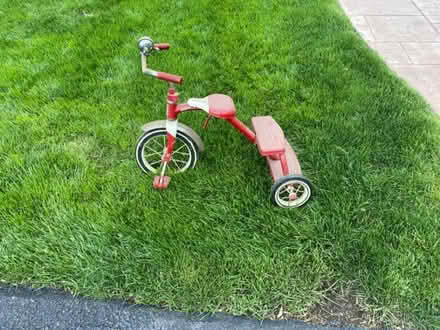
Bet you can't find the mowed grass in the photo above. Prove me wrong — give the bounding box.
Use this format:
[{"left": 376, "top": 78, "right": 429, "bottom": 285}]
[{"left": 1, "top": 0, "right": 440, "bottom": 327}]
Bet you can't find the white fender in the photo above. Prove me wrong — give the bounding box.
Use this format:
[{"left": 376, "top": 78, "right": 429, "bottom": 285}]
[{"left": 141, "top": 120, "right": 204, "bottom": 152}]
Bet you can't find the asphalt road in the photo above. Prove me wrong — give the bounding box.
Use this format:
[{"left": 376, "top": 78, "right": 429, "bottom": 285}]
[{"left": 0, "top": 285, "right": 358, "bottom": 329}]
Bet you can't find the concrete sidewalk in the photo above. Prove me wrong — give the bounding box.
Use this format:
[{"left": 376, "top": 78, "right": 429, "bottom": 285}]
[{"left": 339, "top": 0, "right": 440, "bottom": 114}]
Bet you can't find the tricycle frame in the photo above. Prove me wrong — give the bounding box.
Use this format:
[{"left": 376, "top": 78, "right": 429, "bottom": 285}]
[{"left": 135, "top": 37, "right": 312, "bottom": 208}]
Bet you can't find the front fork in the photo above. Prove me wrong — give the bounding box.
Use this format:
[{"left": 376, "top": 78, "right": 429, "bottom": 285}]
[
  {"left": 159, "top": 120, "right": 177, "bottom": 173},
  {"left": 154, "top": 86, "right": 179, "bottom": 189}
]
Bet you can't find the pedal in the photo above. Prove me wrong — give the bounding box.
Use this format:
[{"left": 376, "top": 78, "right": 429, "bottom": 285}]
[{"left": 153, "top": 176, "right": 171, "bottom": 189}]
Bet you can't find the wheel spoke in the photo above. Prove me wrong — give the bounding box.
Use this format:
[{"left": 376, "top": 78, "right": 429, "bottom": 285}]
[
  {"left": 281, "top": 193, "right": 290, "bottom": 200},
  {"left": 174, "top": 144, "right": 187, "bottom": 153},
  {"left": 144, "top": 145, "right": 163, "bottom": 157},
  {"left": 173, "top": 150, "right": 190, "bottom": 156},
  {"left": 172, "top": 159, "right": 182, "bottom": 171},
  {"left": 172, "top": 158, "right": 187, "bottom": 164},
  {"left": 150, "top": 159, "right": 162, "bottom": 166},
  {"left": 144, "top": 154, "right": 161, "bottom": 160},
  {"left": 152, "top": 138, "right": 164, "bottom": 149},
  {"left": 279, "top": 186, "right": 289, "bottom": 195}
]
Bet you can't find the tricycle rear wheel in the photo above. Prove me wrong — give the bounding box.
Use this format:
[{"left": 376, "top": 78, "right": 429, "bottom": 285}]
[{"left": 270, "top": 175, "right": 312, "bottom": 208}]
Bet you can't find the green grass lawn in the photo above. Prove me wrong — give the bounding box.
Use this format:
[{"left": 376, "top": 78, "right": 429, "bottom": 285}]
[{"left": 1, "top": 0, "right": 440, "bottom": 327}]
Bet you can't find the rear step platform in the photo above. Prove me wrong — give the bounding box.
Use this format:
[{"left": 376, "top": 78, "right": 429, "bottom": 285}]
[
  {"left": 251, "top": 116, "right": 302, "bottom": 181},
  {"left": 251, "top": 116, "right": 285, "bottom": 156}
]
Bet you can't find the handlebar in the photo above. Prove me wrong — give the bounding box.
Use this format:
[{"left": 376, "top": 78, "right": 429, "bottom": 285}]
[
  {"left": 157, "top": 72, "right": 183, "bottom": 84},
  {"left": 154, "top": 43, "right": 170, "bottom": 50},
  {"left": 137, "top": 36, "right": 183, "bottom": 85}
]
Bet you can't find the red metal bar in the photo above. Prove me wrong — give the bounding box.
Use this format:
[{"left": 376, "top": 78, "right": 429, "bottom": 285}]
[
  {"left": 154, "top": 43, "right": 170, "bottom": 50},
  {"left": 266, "top": 141, "right": 302, "bottom": 182},
  {"left": 176, "top": 103, "right": 194, "bottom": 112},
  {"left": 167, "top": 88, "right": 179, "bottom": 119},
  {"left": 226, "top": 117, "right": 256, "bottom": 143},
  {"left": 175, "top": 103, "right": 204, "bottom": 115},
  {"left": 164, "top": 133, "right": 176, "bottom": 161},
  {"left": 279, "top": 153, "right": 289, "bottom": 176},
  {"left": 157, "top": 72, "right": 183, "bottom": 84}
]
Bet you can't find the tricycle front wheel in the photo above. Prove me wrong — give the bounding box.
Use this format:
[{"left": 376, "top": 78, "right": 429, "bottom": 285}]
[
  {"left": 271, "top": 175, "right": 312, "bottom": 208},
  {"left": 136, "top": 128, "right": 200, "bottom": 174}
]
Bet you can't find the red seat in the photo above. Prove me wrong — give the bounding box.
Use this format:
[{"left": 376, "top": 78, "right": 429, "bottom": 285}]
[{"left": 207, "top": 94, "right": 236, "bottom": 119}]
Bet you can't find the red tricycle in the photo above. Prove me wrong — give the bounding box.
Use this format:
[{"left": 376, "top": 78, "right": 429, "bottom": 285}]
[{"left": 135, "top": 37, "right": 312, "bottom": 208}]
